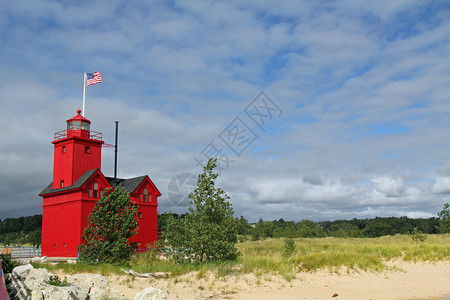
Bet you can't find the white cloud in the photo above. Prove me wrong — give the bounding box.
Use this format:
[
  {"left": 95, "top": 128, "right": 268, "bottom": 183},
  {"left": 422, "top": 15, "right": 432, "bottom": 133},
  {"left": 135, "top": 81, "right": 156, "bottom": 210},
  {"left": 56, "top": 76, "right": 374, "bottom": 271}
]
[
  {"left": 371, "top": 177, "right": 404, "bottom": 197},
  {"left": 431, "top": 177, "right": 450, "bottom": 195}
]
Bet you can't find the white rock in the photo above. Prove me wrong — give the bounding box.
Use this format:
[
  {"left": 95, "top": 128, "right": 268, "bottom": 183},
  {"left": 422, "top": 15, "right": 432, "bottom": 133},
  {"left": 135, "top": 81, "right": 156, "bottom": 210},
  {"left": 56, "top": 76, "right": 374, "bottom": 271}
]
[
  {"left": 12, "top": 264, "right": 34, "bottom": 279},
  {"left": 30, "top": 257, "right": 42, "bottom": 263},
  {"left": 38, "top": 285, "right": 88, "bottom": 300},
  {"left": 68, "top": 273, "right": 127, "bottom": 300},
  {"left": 66, "top": 259, "right": 77, "bottom": 264},
  {"left": 134, "top": 287, "right": 167, "bottom": 300},
  {"left": 24, "top": 268, "right": 51, "bottom": 290}
]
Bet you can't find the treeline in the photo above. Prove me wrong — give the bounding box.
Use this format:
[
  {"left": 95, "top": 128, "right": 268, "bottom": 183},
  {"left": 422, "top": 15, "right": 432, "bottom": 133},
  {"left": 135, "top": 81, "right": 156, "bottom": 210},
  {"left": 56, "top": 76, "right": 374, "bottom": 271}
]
[
  {"left": 0, "top": 213, "right": 442, "bottom": 246},
  {"left": 0, "top": 215, "right": 41, "bottom": 246},
  {"left": 158, "top": 213, "right": 440, "bottom": 239}
]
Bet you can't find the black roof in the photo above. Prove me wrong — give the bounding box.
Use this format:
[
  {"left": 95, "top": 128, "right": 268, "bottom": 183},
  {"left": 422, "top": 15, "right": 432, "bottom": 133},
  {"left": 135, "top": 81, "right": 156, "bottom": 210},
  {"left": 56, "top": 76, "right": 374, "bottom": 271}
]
[
  {"left": 39, "top": 168, "right": 148, "bottom": 196},
  {"left": 105, "top": 175, "right": 147, "bottom": 193},
  {"left": 39, "top": 169, "right": 99, "bottom": 196}
]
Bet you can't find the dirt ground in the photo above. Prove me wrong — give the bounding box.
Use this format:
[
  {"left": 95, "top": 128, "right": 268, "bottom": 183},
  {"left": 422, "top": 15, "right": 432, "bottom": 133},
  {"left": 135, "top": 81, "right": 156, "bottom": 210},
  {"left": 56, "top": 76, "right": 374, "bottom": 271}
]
[{"left": 91, "top": 260, "right": 450, "bottom": 300}]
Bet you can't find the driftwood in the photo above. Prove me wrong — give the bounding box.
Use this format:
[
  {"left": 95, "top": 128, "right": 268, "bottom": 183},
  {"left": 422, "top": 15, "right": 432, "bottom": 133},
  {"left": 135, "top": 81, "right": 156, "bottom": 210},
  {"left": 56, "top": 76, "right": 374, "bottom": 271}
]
[{"left": 121, "top": 268, "right": 169, "bottom": 279}]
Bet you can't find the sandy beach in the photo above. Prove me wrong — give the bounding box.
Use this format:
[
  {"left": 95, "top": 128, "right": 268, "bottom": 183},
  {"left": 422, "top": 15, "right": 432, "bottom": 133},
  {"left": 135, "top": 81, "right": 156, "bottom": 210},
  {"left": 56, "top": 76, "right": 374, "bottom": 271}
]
[{"left": 95, "top": 261, "right": 450, "bottom": 300}]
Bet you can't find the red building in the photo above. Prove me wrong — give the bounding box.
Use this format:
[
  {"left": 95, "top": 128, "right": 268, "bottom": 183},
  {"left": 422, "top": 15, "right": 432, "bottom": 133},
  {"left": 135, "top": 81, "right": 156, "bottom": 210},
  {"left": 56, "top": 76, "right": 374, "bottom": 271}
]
[{"left": 39, "top": 110, "right": 161, "bottom": 257}]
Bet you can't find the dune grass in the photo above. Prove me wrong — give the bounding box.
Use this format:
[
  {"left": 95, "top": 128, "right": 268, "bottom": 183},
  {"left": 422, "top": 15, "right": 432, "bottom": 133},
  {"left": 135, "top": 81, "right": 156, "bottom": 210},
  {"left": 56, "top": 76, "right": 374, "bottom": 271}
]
[
  {"left": 237, "top": 234, "right": 450, "bottom": 278},
  {"left": 32, "top": 234, "right": 450, "bottom": 280}
]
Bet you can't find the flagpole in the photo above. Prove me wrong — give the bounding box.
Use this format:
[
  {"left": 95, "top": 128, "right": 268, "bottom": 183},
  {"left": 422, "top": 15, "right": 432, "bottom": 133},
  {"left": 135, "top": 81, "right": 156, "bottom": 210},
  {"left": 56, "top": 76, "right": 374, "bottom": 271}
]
[{"left": 82, "top": 73, "right": 87, "bottom": 117}]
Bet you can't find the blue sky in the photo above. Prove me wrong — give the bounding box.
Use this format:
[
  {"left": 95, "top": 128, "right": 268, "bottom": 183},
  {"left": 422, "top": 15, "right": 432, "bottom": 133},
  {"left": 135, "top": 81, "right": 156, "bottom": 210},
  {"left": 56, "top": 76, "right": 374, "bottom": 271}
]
[{"left": 1, "top": 1, "right": 449, "bottom": 221}]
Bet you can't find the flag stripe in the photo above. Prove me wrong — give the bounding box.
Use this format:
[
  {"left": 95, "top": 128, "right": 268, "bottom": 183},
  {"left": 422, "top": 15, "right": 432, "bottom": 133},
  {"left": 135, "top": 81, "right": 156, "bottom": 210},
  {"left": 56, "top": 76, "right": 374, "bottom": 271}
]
[{"left": 86, "top": 71, "right": 102, "bottom": 86}]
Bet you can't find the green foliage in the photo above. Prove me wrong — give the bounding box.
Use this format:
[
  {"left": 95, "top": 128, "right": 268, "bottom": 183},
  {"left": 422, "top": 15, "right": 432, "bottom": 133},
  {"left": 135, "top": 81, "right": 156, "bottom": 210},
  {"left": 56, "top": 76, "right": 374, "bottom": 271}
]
[
  {"left": 0, "top": 214, "right": 42, "bottom": 246},
  {"left": 45, "top": 275, "right": 70, "bottom": 286},
  {"left": 0, "top": 253, "right": 17, "bottom": 273},
  {"left": 157, "top": 212, "right": 187, "bottom": 232},
  {"left": 363, "top": 219, "right": 395, "bottom": 238},
  {"left": 283, "top": 238, "right": 296, "bottom": 257},
  {"left": 236, "top": 216, "right": 252, "bottom": 235},
  {"left": 437, "top": 203, "right": 450, "bottom": 234},
  {"left": 410, "top": 227, "right": 427, "bottom": 243},
  {"left": 166, "top": 158, "right": 239, "bottom": 262},
  {"left": 78, "top": 186, "right": 139, "bottom": 265}
]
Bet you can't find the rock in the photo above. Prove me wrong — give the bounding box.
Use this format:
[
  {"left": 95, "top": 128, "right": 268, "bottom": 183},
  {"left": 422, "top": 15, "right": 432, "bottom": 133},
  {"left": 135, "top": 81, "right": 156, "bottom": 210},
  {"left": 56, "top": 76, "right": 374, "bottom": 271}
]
[
  {"left": 68, "top": 273, "right": 109, "bottom": 292},
  {"left": 134, "top": 287, "right": 167, "bottom": 300},
  {"left": 7, "top": 264, "right": 132, "bottom": 300},
  {"left": 34, "top": 285, "right": 88, "bottom": 300},
  {"left": 30, "top": 256, "right": 47, "bottom": 264},
  {"left": 66, "top": 259, "right": 77, "bottom": 264},
  {"left": 30, "top": 257, "right": 41, "bottom": 263},
  {"left": 12, "top": 264, "right": 34, "bottom": 279},
  {"left": 24, "top": 268, "right": 51, "bottom": 291},
  {"left": 67, "top": 273, "right": 127, "bottom": 300}
]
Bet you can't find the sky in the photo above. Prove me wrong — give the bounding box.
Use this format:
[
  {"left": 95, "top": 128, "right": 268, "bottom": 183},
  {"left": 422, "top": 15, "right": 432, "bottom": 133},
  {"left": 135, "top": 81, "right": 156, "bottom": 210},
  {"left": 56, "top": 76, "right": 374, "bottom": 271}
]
[{"left": 1, "top": 1, "right": 449, "bottom": 222}]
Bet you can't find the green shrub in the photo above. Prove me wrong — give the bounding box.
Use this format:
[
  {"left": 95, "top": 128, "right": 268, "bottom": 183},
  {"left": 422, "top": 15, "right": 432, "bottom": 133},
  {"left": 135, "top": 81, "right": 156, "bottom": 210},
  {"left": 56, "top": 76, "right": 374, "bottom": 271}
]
[
  {"left": 0, "top": 253, "right": 17, "bottom": 274},
  {"left": 410, "top": 227, "right": 427, "bottom": 243},
  {"left": 283, "top": 238, "right": 296, "bottom": 257},
  {"left": 45, "top": 275, "right": 70, "bottom": 286}
]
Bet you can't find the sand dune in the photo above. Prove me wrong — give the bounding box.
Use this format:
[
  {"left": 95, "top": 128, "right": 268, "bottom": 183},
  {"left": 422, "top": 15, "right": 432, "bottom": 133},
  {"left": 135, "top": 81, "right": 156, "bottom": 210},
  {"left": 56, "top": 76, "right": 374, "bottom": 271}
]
[{"left": 101, "top": 261, "right": 450, "bottom": 299}]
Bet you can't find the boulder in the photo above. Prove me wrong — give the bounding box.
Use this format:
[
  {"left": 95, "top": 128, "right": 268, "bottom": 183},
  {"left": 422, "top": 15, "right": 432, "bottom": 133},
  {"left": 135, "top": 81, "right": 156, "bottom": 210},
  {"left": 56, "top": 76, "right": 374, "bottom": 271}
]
[
  {"left": 24, "top": 268, "right": 51, "bottom": 291},
  {"left": 67, "top": 274, "right": 126, "bottom": 300},
  {"left": 30, "top": 256, "right": 47, "bottom": 264},
  {"left": 134, "top": 287, "right": 167, "bottom": 300},
  {"left": 12, "top": 264, "right": 34, "bottom": 279},
  {"left": 32, "top": 285, "right": 88, "bottom": 300}
]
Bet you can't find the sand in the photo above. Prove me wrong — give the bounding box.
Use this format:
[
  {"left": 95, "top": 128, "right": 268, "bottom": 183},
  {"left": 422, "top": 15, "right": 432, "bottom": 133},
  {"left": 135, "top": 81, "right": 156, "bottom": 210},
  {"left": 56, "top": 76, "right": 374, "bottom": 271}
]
[{"left": 95, "top": 261, "right": 450, "bottom": 300}]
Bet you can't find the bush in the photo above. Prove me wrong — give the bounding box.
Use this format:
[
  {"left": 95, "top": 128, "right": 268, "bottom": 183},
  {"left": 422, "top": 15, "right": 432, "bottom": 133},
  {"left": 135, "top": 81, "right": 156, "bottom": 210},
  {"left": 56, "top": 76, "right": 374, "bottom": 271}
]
[
  {"left": 410, "top": 227, "right": 427, "bottom": 243},
  {"left": 78, "top": 186, "right": 139, "bottom": 265},
  {"left": 283, "top": 238, "right": 296, "bottom": 257},
  {"left": 0, "top": 253, "right": 17, "bottom": 273},
  {"left": 45, "top": 275, "right": 70, "bottom": 286}
]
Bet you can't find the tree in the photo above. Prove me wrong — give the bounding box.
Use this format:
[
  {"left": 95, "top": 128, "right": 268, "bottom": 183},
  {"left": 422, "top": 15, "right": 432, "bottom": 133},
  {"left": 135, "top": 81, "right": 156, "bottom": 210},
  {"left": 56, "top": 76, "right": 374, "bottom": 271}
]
[
  {"left": 78, "top": 186, "right": 139, "bottom": 264},
  {"left": 166, "top": 158, "right": 238, "bottom": 262},
  {"left": 236, "top": 216, "right": 252, "bottom": 235},
  {"left": 437, "top": 203, "right": 450, "bottom": 234}
]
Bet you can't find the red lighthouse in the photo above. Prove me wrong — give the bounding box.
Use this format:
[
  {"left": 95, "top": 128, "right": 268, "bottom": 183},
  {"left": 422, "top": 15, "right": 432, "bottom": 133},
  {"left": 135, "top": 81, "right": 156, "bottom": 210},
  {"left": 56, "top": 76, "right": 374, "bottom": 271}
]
[{"left": 40, "top": 110, "right": 161, "bottom": 257}]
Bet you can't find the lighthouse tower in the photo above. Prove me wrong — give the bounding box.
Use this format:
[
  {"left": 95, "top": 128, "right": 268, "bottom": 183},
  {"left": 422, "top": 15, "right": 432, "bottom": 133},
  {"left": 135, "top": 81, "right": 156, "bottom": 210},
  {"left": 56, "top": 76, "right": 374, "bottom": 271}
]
[
  {"left": 40, "top": 110, "right": 161, "bottom": 257},
  {"left": 52, "top": 110, "right": 104, "bottom": 190}
]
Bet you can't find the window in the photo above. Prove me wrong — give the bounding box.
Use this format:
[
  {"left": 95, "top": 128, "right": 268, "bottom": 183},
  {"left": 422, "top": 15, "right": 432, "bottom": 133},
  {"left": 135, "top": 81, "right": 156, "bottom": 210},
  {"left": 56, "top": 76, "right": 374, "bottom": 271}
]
[
  {"left": 99, "top": 189, "right": 102, "bottom": 197},
  {"left": 143, "top": 188, "right": 148, "bottom": 202},
  {"left": 89, "top": 189, "right": 92, "bottom": 197},
  {"left": 60, "top": 180, "right": 64, "bottom": 188},
  {"left": 138, "top": 212, "right": 142, "bottom": 218},
  {"left": 93, "top": 183, "right": 98, "bottom": 198},
  {"left": 62, "top": 146, "right": 65, "bottom": 153},
  {"left": 81, "top": 121, "right": 90, "bottom": 130},
  {"left": 85, "top": 146, "right": 90, "bottom": 153},
  {"left": 67, "top": 121, "right": 82, "bottom": 130}
]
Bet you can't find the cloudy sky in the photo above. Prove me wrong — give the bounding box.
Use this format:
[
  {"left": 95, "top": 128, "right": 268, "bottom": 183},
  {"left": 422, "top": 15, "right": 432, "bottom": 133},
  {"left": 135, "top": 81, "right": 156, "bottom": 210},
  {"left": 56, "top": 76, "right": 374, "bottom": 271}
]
[{"left": 1, "top": 1, "right": 449, "bottom": 222}]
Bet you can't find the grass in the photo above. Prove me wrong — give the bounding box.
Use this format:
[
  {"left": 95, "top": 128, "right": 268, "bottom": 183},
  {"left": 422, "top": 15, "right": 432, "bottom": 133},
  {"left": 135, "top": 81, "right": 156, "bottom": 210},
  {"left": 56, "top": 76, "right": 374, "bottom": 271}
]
[
  {"left": 238, "top": 234, "right": 450, "bottom": 277},
  {"left": 32, "top": 261, "right": 125, "bottom": 276},
  {"left": 31, "top": 234, "right": 450, "bottom": 281}
]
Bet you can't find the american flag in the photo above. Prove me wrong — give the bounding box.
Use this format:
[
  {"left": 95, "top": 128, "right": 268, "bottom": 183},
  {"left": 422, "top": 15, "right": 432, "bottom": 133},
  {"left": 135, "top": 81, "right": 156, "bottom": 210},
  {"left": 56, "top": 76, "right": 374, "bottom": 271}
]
[{"left": 86, "top": 72, "right": 102, "bottom": 86}]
